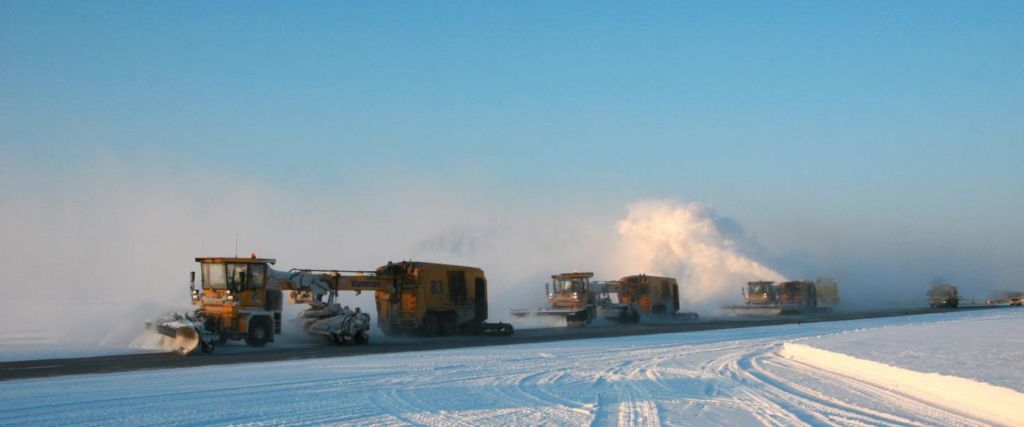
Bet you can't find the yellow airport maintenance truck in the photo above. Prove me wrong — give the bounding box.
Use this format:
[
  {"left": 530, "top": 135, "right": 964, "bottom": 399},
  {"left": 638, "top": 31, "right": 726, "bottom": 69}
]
[{"left": 148, "top": 256, "right": 511, "bottom": 356}]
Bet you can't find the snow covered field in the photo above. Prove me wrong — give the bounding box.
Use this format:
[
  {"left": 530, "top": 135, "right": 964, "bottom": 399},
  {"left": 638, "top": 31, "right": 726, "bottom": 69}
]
[
  {"left": 795, "top": 310, "right": 1024, "bottom": 391},
  {"left": 1, "top": 309, "right": 1020, "bottom": 426}
]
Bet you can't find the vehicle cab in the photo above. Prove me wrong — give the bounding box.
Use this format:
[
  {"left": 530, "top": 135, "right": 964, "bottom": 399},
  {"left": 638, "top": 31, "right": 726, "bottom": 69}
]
[
  {"left": 744, "top": 281, "right": 777, "bottom": 305},
  {"left": 192, "top": 257, "right": 276, "bottom": 314},
  {"left": 548, "top": 272, "right": 594, "bottom": 309}
]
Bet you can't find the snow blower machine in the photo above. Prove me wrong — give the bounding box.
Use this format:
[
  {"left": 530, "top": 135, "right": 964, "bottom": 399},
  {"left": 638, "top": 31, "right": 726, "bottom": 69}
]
[
  {"left": 148, "top": 257, "right": 513, "bottom": 355},
  {"left": 146, "top": 256, "right": 373, "bottom": 355},
  {"left": 511, "top": 272, "right": 697, "bottom": 326},
  {"left": 723, "top": 279, "right": 839, "bottom": 315}
]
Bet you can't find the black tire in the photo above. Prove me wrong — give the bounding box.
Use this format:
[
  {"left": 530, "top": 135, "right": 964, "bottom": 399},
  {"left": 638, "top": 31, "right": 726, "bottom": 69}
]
[
  {"left": 245, "top": 318, "right": 271, "bottom": 347},
  {"left": 422, "top": 314, "right": 440, "bottom": 337},
  {"left": 354, "top": 330, "right": 369, "bottom": 345},
  {"left": 438, "top": 315, "right": 456, "bottom": 337},
  {"left": 200, "top": 340, "right": 215, "bottom": 354}
]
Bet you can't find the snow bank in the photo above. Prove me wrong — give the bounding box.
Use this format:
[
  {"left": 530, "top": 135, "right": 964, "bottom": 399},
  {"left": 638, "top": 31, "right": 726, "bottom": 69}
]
[
  {"left": 781, "top": 342, "right": 1024, "bottom": 426},
  {"left": 799, "top": 310, "right": 1024, "bottom": 391}
]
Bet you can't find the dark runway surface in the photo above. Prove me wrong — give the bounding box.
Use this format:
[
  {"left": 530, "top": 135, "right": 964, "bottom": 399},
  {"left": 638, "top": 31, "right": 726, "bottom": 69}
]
[{"left": 0, "top": 306, "right": 1000, "bottom": 381}]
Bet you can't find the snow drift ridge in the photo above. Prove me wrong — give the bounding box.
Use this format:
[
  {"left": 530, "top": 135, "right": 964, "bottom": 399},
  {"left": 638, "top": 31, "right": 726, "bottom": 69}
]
[{"left": 781, "top": 342, "right": 1024, "bottom": 426}]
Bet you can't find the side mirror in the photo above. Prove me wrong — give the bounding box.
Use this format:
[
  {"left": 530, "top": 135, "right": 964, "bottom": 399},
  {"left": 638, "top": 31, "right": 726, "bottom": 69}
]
[{"left": 190, "top": 271, "right": 196, "bottom": 290}]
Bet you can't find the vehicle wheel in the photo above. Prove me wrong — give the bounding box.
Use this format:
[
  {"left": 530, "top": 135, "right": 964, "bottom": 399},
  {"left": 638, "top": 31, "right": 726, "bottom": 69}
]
[
  {"left": 630, "top": 310, "right": 641, "bottom": 323},
  {"left": 245, "top": 318, "right": 270, "bottom": 347},
  {"left": 200, "top": 340, "right": 215, "bottom": 354},
  {"left": 438, "top": 315, "right": 456, "bottom": 336},
  {"left": 354, "top": 330, "right": 369, "bottom": 345},
  {"left": 422, "top": 314, "right": 440, "bottom": 337}
]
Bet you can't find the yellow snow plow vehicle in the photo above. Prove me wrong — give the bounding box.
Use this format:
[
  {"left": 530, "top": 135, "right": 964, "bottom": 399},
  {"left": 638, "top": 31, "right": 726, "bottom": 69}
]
[
  {"left": 147, "top": 256, "right": 511, "bottom": 355},
  {"left": 724, "top": 278, "right": 839, "bottom": 315}
]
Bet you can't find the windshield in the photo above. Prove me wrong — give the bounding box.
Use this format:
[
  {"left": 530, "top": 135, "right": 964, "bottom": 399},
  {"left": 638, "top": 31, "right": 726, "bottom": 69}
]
[
  {"left": 748, "top": 283, "right": 770, "bottom": 294},
  {"left": 227, "top": 263, "right": 248, "bottom": 289},
  {"left": 202, "top": 263, "right": 265, "bottom": 291},
  {"left": 202, "top": 263, "right": 227, "bottom": 290},
  {"left": 929, "top": 286, "right": 956, "bottom": 297},
  {"left": 553, "top": 278, "right": 587, "bottom": 293}
]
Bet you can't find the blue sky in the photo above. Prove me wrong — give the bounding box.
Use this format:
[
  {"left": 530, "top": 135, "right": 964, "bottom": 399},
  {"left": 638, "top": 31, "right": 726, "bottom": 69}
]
[{"left": 2, "top": 2, "right": 1023, "bottom": 294}]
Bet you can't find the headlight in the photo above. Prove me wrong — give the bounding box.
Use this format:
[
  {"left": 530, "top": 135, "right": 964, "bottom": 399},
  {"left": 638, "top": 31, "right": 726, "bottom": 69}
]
[
  {"left": 572, "top": 292, "right": 578, "bottom": 299},
  {"left": 227, "top": 295, "right": 235, "bottom": 302}
]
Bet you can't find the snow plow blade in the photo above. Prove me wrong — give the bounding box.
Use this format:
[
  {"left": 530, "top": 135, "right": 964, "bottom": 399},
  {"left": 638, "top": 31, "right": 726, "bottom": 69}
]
[
  {"left": 721, "top": 305, "right": 783, "bottom": 316},
  {"left": 145, "top": 313, "right": 212, "bottom": 356},
  {"left": 168, "top": 326, "right": 201, "bottom": 356},
  {"left": 509, "top": 309, "right": 534, "bottom": 318},
  {"left": 536, "top": 308, "right": 588, "bottom": 316},
  {"left": 146, "top": 320, "right": 202, "bottom": 356}
]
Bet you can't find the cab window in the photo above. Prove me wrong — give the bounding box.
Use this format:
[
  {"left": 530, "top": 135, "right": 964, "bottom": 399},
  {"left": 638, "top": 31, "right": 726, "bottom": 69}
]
[
  {"left": 227, "top": 263, "right": 248, "bottom": 290},
  {"left": 248, "top": 264, "right": 266, "bottom": 289},
  {"left": 203, "top": 263, "right": 227, "bottom": 290}
]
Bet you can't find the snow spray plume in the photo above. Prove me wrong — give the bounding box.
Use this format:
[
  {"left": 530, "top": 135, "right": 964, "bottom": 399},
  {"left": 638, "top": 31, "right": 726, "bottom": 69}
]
[{"left": 614, "top": 200, "right": 785, "bottom": 312}]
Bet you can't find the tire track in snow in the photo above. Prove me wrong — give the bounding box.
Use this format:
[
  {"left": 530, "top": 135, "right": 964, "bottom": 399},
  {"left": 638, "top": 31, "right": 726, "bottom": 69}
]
[
  {"left": 758, "top": 355, "right": 985, "bottom": 427},
  {"left": 2, "top": 311, "right": 1013, "bottom": 425}
]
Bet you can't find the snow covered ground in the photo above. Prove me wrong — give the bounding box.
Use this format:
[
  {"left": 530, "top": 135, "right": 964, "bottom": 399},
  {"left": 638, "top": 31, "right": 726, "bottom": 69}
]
[
  {"left": 1, "top": 309, "right": 1020, "bottom": 426},
  {"left": 794, "top": 309, "right": 1024, "bottom": 391}
]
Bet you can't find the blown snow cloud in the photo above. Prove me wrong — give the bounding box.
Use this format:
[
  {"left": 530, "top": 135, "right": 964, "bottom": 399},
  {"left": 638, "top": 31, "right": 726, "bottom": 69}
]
[{"left": 614, "top": 200, "right": 786, "bottom": 309}]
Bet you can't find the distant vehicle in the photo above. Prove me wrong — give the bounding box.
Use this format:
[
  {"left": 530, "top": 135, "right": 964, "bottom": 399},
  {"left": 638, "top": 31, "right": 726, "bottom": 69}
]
[
  {"left": 1007, "top": 291, "right": 1023, "bottom": 307},
  {"left": 985, "top": 290, "right": 1022, "bottom": 306},
  {"left": 725, "top": 279, "right": 838, "bottom": 315},
  {"left": 511, "top": 272, "right": 698, "bottom": 326},
  {"left": 745, "top": 281, "right": 779, "bottom": 306},
  {"left": 813, "top": 278, "right": 840, "bottom": 312},
  {"left": 927, "top": 284, "right": 959, "bottom": 308},
  {"left": 510, "top": 272, "right": 632, "bottom": 326},
  {"left": 777, "top": 281, "right": 818, "bottom": 313},
  {"left": 611, "top": 275, "right": 699, "bottom": 320}
]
